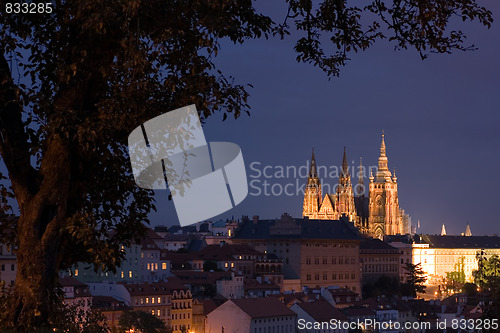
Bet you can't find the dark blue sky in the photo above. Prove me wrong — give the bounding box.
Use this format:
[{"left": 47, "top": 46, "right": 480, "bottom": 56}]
[{"left": 150, "top": 2, "right": 500, "bottom": 237}]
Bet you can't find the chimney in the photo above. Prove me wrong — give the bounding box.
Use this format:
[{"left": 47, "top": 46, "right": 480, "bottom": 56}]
[
  {"left": 253, "top": 216, "right": 259, "bottom": 224},
  {"left": 208, "top": 221, "right": 213, "bottom": 232}
]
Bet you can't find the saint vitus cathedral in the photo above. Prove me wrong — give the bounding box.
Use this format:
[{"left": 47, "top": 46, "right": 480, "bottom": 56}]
[{"left": 302, "top": 134, "right": 411, "bottom": 239}]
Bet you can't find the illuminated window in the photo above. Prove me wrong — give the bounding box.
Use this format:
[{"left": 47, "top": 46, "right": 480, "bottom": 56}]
[
  {"left": 152, "top": 297, "right": 155, "bottom": 304},
  {"left": 162, "top": 262, "right": 167, "bottom": 270},
  {"left": 146, "top": 297, "right": 149, "bottom": 304},
  {"left": 155, "top": 263, "right": 158, "bottom": 270},
  {"left": 121, "top": 271, "right": 124, "bottom": 279},
  {"left": 158, "top": 297, "right": 161, "bottom": 303},
  {"left": 147, "top": 263, "right": 150, "bottom": 270},
  {"left": 228, "top": 229, "right": 232, "bottom": 237},
  {"left": 157, "top": 309, "right": 160, "bottom": 316},
  {"left": 129, "top": 271, "right": 132, "bottom": 278},
  {"left": 231, "top": 263, "right": 234, "bottom": 268},
  {"left": 152, "top": 310, "right": 155, "bottom": 315},
  {"left": 141, "top": 252, "right": 144, "bottom": 258},
  {"left": 225, "top": 262, "right": 228, "bottom": 268},
  {"left": 140, "top": 298, "right": 144, "bottom": 304},
  {"left": 74, "top": 269, "right": 78, "bottom": 277}
]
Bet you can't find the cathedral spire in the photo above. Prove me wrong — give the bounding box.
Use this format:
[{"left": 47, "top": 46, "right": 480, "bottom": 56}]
[
  {"left": 376, "top": 132, "right": 391, "bottom": 180},
  {"left": 309, "top": 148, "right": 318, "bottom": 178},
  {"left": 357, "top": 157, "right": 365, "bottom": 196},
  {"left": 380, "top": 132, "right": 387, "bottom": 157},
  {"left": 342, "top": 146, "right": 348, "bottom": 176}
]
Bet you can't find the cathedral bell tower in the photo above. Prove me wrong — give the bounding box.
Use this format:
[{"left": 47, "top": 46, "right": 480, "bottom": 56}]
[
  {"left": 368, "top": 133, "right": 401, "bottom": 238},
  {"left": 303, "top": 149, "right": 321, "bottom": 219}
]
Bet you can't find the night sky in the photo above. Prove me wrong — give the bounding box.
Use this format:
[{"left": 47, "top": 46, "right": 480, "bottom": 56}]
[{"left": 149, "top": 2, "right": 500, "bottom": 236}]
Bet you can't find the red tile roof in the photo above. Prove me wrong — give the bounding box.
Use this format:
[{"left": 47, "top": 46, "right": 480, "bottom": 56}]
[
  {"left": 123, "top": 277, "right": 187, "bottom": 296},
  {"left": 195, "top": 244, "right": 264, "bottom": 261},
  {"left": 59, "top": 276, "right": 88, "bottom": 287},
  {"left": 203, "top": 299, "right": 218, "bottom": 316},
  {"left": 230, "top": 298, "right": 295, "bottom": 318},
  {"left": 172, "top": 271, "right": 233, "bottom": 285},
  {"left": 295, "top": 300, "right": 348, "bottom": 321},
  {"left": 244, "top": 279, "right": 280, "bottom": 291}
]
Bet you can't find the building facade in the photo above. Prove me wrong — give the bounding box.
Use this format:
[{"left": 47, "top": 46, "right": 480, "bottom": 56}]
[
  {"left": 413, "top": 231, "right": 500, "bottom": 284},
  {"left": 0, "top": 243, "right": 16, "bottom": 286},
  {"left": 303, "top": 134, "right": 411, "bottom": 238},
  {"left": 359, "top": 238, "right": 400, "bottom": 286},
  {"left": 233, "top": 213, "right": 362, "bottom": 293},
  {"left": 206, "top": 298, "right": 296, "bottom": 333}
]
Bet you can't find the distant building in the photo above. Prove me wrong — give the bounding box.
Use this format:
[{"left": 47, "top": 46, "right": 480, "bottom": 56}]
[
  {"left": 290, "top": 299, "right": 349, "bottom": 333},
  {"left": 191, "top": 299, "right": 218, "bottom": 333},
  {"left": 413, "top": 232, "right": 500, "bottom": 284},
  {"left": 172, "top": 270, "right": 238, "bottom": 298},
  {"left": 216, "top": 272, "right": 244, "bottom": 299},
  {"left": 233, "top": 213, "right": 362, "bottom": 292},
  {"left": 0, "top": 243, "right": 16, "bottom": 286},
  {"left": 206, "top": 298, "right": 296, "bottom": 333},
  {"left": 122, "top": 278, "right": 193, "bottom": 333},
  {"left": 244, "top": 277, "right": 280, "bottom": 297},
  {"left": 66, "top": 228, "right": 171, "bottom": 283},
  {"left": 359, "top": 238, "right": 400, "bottom": 286},
  {"left": 302, "top": 135, "right": 411, "bottom": 238},
  {"left": 59, "top": 277, "right": 92, "bottom": 314},
  {"left": 385, "top": 234, "right": 413, "bottom": 282},
  {"left": 315, "top": 286, "right": 361, "bottom": 308},
  {"left": 163, "top": 233, "right": 191, "bottom": 251},
  {"left": 195, "top": 243, "right": 268, "bottom": 278},
  {"left": 91, "top": 295, "right": 131, "bottom": 330}
]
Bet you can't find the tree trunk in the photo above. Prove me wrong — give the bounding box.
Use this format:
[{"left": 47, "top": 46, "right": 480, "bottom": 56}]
[
  {"left": 5, "top": 134, "right": 71, "bottom": 331},
  {"left": 10, "top": 214, "right": 62, "bottom": 329}
]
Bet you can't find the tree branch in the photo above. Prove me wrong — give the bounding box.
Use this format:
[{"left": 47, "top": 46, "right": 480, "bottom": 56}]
[{"left": 0, "top": 54, "right": 38, "bottom": 205}]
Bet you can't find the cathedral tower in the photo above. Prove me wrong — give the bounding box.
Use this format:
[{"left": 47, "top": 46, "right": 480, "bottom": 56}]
[
  {"left": 368, "top": 133, "right": 402, "bottom": 238},
  {"left": 336, "top": 147, "right": 356, "bottom": 221},
  {"left": 303, "top": 149, "right": 321, "bottom": 218}
]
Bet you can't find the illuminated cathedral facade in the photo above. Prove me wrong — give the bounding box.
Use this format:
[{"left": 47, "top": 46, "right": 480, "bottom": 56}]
[{"left": 302, "top": 134, "right": 411, "bottom": 238}]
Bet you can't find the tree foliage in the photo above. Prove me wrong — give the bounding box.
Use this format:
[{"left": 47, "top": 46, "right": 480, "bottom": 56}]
[
  {"left": 446, "top": 255, "right": 466, "bottom": 285},
  {"left": 401, "top": 262, "right": 426, "bottom": 298},
  {"left": 362, "top": 275, "right": 401, "bottom": 298},
  {"left": 118, "top": 310, "right": 170, "bottom": 333},
  {"left": 0, "top": 0, "right": 494, "bottom": 330},
  {"left": 473, "top": 254, "right": 500, "bottom": 289}
]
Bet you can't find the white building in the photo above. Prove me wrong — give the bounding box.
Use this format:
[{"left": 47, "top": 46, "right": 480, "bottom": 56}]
[
  {"left": 413, "top": 232, "right": 500, "bottom": 284},
  {"left": 60, "top": 277, "right": 92, "bottom": 314},
  {"left": 216, "top": 272, "right": 244, "bottom": 299},
  {"left": 206, "top": 298, "right": 296, "bottom": 333},
  {"left": 291, "top": 299, "right": 348, "bottom": 333},
  {"left": 0, "top": 243, "right": 16, "bottom": 286}
]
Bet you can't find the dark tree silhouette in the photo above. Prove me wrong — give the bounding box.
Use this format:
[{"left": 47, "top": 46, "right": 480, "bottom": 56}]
[
  {"left": 118, "top": 310, "right": 170, "bottom": 333},
  {"left": 0, "top": 0, "right": 493, "bottom": 330},
  {"left": 401, "top": 262, "right": 427, "bottom": 298}
]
